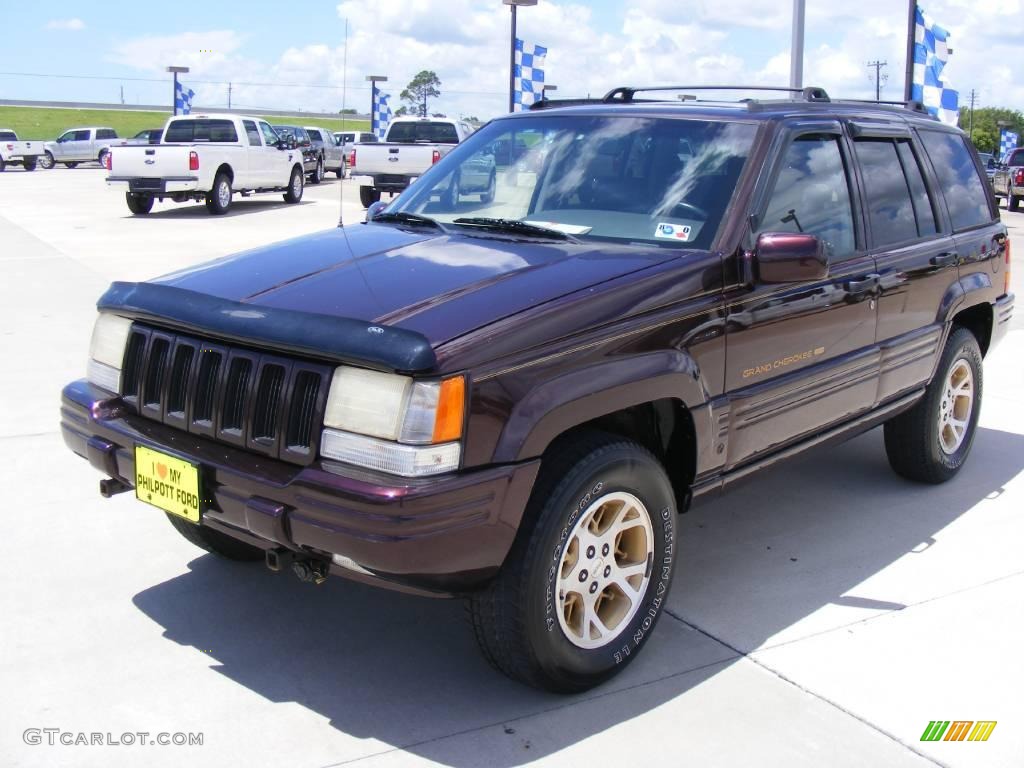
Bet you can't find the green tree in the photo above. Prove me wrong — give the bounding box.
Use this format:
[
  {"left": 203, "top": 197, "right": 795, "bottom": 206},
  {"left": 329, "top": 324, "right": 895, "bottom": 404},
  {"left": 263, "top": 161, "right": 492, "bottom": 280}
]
[
  {"left": 400, "top": 71, "right": 442, "bottom": 118},
  {"left": 394, "top": 105, "right": 410, "bottom": 117},
  {"left": 958, "top": 106, "right": 1024, "bottom": 155}
]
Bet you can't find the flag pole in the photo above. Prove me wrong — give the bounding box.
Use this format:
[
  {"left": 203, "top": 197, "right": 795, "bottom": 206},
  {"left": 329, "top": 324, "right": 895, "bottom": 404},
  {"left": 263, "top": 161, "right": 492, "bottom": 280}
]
[{"left": 904, "top": 1, "right": 916, "bottom": 101}]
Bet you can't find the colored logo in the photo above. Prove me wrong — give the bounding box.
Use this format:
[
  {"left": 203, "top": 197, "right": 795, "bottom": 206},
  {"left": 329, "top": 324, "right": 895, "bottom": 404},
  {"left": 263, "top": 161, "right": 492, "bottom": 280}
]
[
  {"left": 655, "top": 222, "right": 692, "bottom": 241},
  {"left": 920, "top": 720, "right": 997, "bottom": 742}
]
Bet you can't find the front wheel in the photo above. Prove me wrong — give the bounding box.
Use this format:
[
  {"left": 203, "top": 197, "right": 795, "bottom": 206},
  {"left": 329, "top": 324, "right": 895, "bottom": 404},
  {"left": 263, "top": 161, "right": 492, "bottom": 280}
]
[
  {"left": 205, "top": 172, "right": 232, "bottom": 214},
  {"left": 359, "top": 185, "right": 381, "bottom": 208},
  {"left": 39, "top": 151, "right": 54, "bottom": 170},
  {"left": 283, "top": 166, "right": 304, "bottom": 203},
  {"left": 481, "top": 171, "right": 496, "bottom": 204},
  {"left": 65, "top": 162, "right": 78, "bottom": 169},
  {"left": 125, "top": 193, "right": 154, "bottom": 215},
  {"left": 884, "top": 327, "right": 983, "bottom": 483},
  {"left": 1008, "top": 187, "right": 1020, "bottom": 212},
  {"left": 165, "top": 514, "right": 265, "bottom": 561},
  {"left": 470, "top": 432, "right": 677, "bottom": 692}
]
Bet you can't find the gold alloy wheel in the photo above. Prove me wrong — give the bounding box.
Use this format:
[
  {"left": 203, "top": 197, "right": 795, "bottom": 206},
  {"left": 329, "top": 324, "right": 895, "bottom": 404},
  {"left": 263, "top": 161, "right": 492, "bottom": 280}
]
[
  {"left": 556, "top": 491, "right": 654, "bottom": 650},
  {"left": 938, "top": 358, "right": 974, "bottom": 455}
]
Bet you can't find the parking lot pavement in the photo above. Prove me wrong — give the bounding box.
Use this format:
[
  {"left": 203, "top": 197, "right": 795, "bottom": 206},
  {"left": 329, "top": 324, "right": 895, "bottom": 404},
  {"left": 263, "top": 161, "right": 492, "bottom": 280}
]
[{"left": 1, "top": 167, "right": 1021, "bottom": 768}]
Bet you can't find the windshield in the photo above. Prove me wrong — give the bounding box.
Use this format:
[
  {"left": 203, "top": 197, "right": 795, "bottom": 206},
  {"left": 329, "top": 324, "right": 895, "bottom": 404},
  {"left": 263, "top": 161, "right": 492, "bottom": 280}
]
[
  {"left": 165, "top": 119, "right": 238, "bottom": 142},
  {"left": 391, "top": 115, "right": 756, "bottom": 250}
]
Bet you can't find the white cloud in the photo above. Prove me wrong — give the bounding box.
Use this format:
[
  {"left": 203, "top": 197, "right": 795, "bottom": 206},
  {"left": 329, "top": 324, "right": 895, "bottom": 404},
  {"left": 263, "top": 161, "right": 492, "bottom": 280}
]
[{"left": 45, "top": 18, "right": 85, "bottom": 31}]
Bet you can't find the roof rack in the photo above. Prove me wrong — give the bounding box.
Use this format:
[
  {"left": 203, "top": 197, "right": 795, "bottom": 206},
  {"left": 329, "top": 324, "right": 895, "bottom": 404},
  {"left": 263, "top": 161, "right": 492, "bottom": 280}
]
[
  {"left": 830, "top": 98, "right": 930, "bottom": 115},
  {"left": 601, "top": 85, "right": 831, "bottom": 103}
]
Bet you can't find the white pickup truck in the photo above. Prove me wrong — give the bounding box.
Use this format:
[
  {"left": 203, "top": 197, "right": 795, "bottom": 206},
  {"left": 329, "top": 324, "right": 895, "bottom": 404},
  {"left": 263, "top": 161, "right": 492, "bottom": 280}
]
[
  {"left": 105, "top": 114, "right": 306, "bottom": 215},
  {"left": 0, "top": 129, "right": 45, "bottom": 171},
  {"left": 350, "top": 117, "right": 474, "bottom": 207}
]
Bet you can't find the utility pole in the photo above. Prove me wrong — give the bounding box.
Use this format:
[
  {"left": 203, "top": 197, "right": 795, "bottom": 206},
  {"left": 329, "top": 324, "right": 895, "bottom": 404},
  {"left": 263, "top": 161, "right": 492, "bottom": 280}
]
[
  {"left": 228, "top": 82, "right": 232, "bottom": 110},
  {"left": 968, "top": 89, "right": 977, "bottom": 137},
  {"left": 867, "top": 60, "right": 888, "bottom": 101},
  {"left": 120, "top": 85, "right": 124, "bottom": 105}
]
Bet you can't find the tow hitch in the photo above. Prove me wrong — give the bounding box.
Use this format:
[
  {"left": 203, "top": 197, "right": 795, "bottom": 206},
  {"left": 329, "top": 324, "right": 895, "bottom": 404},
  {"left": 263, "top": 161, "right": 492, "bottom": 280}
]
[
  {"left": 99, "top": 478, "right": 132, "bottom": 498},
  {"left": 265, "top": 548, "right": 329, "bottom": 585}
]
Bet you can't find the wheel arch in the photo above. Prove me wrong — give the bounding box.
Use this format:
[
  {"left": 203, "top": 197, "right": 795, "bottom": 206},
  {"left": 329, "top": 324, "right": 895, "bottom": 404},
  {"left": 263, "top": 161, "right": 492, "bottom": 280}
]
[
  {"left": 951, "top": 301, "right": 994, "bottom": 357},
  {"left": 215, "top": 163, "right": 234, "bottom": 184},
  {"left": 940, "top": 271, "right": 995, "bottom": 357}
]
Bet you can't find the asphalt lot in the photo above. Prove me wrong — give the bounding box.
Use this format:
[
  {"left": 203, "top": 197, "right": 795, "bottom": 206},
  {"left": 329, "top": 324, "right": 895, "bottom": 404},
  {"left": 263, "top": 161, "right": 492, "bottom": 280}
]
[{"left": 1, "top": 165, "right": 1022, "bottom": 768}]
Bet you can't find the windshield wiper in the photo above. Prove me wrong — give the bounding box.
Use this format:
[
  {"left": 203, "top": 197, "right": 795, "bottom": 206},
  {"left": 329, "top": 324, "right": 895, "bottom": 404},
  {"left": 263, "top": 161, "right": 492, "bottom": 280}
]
[
  {"left": 371, "top": 211, "right": 447, "bottom": 231},
  {"left": 451, "top": 217, "right": 576, "bottom": 241}
]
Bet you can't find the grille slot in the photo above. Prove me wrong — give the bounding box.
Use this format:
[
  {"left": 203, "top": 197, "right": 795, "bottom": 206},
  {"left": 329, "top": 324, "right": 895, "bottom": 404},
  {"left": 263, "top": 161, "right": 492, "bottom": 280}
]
[{"left": 126, "top": 324, "right": 330, "bottom": 465}]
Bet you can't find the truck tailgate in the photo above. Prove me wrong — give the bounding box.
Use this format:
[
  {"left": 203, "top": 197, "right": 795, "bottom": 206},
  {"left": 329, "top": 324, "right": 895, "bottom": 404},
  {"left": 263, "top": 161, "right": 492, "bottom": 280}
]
[
  {"left": 357, "top": 144, "right": 438, "bottom": 176},
  {"left": 108, "top": 145, "right": 193, "bottom": 178}
]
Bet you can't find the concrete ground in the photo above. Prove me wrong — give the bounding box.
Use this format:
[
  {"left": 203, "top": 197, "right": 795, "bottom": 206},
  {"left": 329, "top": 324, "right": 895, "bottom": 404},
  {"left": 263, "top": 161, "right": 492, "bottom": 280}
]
[{"left": 1, "top": 165, "right": 1021, "bottom": 768}]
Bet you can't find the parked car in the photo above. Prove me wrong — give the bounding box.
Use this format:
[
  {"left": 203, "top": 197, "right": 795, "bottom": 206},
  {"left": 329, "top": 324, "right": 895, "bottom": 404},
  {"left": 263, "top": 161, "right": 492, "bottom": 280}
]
[
  {"left": 41, "top": 126, "right": 118, "bottom": 169},
  {"left": 0, "top": 129, "right": 45, "bottom": 171},
  {"left": 120, "top": 129, "right": 164, "bottom": 146},
  {"left": 272, "top": 125, "right": 322, "bottom": 184},
  {"left": 992, "top": 147, "right": 1024, "bottom": 210},
  {"left": 350, "top": 117, "right": 473, "bottom": 207},
  {"left": 304, "top": 126, "right": 344, "bottom": 178},
  {"left": 61, "top": 86, "right": 1013, "bottom": 693},
  {"left": 105, "top": 114, "right": 305, "bottom": 215}
]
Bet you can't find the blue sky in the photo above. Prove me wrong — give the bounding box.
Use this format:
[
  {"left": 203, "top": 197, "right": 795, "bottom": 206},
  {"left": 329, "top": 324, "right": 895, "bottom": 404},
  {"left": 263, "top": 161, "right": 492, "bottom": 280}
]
[{"left": 1, "top": 1, "right": 1019, "bottom": 119}]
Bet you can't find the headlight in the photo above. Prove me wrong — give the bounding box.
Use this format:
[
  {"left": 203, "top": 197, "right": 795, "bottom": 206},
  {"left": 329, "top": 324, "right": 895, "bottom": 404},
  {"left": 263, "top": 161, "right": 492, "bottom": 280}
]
[
  {"left": 321, "top": 366, "right": 466, "bottom": 477},
  {"left": 87, "top": 313, "right": 133, "bottom": 393}
]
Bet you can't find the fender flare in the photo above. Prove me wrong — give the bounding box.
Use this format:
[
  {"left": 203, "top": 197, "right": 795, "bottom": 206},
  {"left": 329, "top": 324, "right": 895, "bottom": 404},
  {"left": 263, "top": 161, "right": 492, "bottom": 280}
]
[
  {"left": 937, "top": 271, "right": 993, "bottom": 325},
  {"left": 493, "top": 350, "right": 709, "bottom": 463}
]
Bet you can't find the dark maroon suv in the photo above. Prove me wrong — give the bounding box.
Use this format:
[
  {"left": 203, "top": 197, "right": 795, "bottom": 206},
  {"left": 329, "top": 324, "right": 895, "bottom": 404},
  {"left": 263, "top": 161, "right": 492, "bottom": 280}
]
[{"left": 62, "top": 85, "right": 1015, "bottom": 692}]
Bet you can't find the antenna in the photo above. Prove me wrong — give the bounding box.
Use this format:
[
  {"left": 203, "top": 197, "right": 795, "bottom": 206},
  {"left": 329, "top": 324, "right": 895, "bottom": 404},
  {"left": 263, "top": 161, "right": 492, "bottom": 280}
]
[{"left": 339, "top": 17, "right": 349, "bottom": 230}]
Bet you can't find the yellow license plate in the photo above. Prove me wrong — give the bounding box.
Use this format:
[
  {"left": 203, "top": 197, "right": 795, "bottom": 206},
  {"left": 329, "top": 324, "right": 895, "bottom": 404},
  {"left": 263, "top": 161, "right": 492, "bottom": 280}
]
[{"left": 135, "top": 445, "right": 201, "bottom": 523}]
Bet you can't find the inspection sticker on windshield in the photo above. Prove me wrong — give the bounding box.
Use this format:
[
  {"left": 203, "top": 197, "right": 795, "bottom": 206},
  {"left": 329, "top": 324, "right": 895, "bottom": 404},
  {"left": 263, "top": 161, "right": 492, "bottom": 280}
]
[
  {"left": 523, "top": 221, "right": 593, "bottom": 235},
  {"left": 655, "top": 223, "right": 692, "bottom": 241}
]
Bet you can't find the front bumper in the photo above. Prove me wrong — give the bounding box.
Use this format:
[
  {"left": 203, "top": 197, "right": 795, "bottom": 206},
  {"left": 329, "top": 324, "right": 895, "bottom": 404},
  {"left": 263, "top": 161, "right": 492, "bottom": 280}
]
[
  {"left": 61, "top": 380, "right": 539, "bottom": 595},
  {"left": 106, "top": 176, "right": 200, "bottom": 194}
]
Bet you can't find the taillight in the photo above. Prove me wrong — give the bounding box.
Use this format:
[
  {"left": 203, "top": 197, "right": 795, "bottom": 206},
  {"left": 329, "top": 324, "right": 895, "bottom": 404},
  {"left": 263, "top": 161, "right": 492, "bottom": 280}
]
[
  {"left": 189, "top": 151, "right": 199, "bottom": 171},
  {"left": 1015, "top": 169, "right": 1024, "bottom": 186},
  {"left": 5, "top": 143, "right": 12, "bottom": 152},
  {"left": 349, "top": 150, "right": 356, "bottom": 169},
  {"left": 104, "top": 151, "right": 112, "bottom": 171},
  {"left": 432, "top": 149, "right": 441, "bottom": 165}
]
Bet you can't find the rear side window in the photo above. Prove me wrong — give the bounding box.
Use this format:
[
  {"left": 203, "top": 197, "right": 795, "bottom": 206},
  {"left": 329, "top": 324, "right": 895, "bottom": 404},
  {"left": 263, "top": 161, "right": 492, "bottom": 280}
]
[
  {"left": 242, "top": 120, "right": 261, "bottom": 146},
  {"left": 164, "top": 119, "right": 239, "bottom": 143},
  {"left": 854, "top": 139, "right": 931, "bottom": 247},
  {"left": 387, "top": 122, "right": 459, "bottom": 144},
  {"left": 919, "top": 131, "right": 993, "bottom": 231},
  {"left": 307, "top": 129, "right": 322, "bottom": 142},
  {"left": 96, "top": 129, "right": 117, "bottom": 140},
  {"left": 896, "top": 142, "right": 938, "bottom": 236},
  {"left": 757, "top": 134, "right": 856, "bottom": 261},
  {"left": 0, "top": 131, "right": 16, "bottom": 140},
  {"left": 1008, "top": 149, "right": 1024, "bottom": 166}
]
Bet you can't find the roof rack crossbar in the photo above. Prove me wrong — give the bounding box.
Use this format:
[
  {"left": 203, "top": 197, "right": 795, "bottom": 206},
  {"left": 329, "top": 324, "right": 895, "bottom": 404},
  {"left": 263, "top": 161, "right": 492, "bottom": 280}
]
[
  {"left": 831, "top": 98, "right": 930, "bottom": 114},
  {"left": 603, "top": 85, "right": 831, "bottom": 104}
]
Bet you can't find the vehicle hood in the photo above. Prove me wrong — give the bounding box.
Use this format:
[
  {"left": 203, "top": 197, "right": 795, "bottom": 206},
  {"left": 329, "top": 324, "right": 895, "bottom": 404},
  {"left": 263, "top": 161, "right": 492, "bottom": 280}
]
[{"left": 151, "top": 223, "right": 678, "bottom": 347}]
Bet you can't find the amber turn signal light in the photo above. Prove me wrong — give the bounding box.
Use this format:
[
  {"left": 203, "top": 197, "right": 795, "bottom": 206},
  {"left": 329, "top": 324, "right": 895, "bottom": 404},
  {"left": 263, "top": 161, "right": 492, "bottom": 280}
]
[{"left": 432, "top": 376, "right": 466, "bottom": 444}]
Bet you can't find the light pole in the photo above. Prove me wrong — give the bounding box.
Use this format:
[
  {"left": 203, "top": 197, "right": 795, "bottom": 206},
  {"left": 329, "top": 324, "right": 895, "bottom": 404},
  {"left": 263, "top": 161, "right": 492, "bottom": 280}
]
[
  {"left": 504, "top": 0, "right": 538, "bottom": 113},
  {"left": 166, "top": 66, "right": 189, "bottom": 115},
  {"left": 366, "top": 75, "right": 388, "bottom": 134}
]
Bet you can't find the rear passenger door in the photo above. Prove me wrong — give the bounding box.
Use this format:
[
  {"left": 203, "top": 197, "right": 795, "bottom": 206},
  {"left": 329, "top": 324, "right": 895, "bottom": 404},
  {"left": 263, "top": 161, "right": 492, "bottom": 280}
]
[
  {"left": 724, "top": 124, "right": 879, "bottom": 469},
  {"left": 850, "top": 125, "right": 957, "bottom": 404}
]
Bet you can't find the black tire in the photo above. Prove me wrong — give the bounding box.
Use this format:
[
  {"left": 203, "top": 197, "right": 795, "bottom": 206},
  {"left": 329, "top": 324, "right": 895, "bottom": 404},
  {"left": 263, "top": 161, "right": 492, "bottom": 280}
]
[
  {"left": 283, "top": 166, "right": 304, "bottom": 203},
  {"left": 884, "top": 327, "right": 983, "bottom": 484},
  {"left": 309, "top": 157, "right": 323, "bottom": 184},
  {"left": 335, "top": 168, "right": 343, "bottom": 179},
  {"left": 359, "top": 185, "right": 381, "bottom": 208},
  {"left": 97, "top": 149, "right": 109, "bottom": 168},
  {"left": 205, "top": 172, "right": 232, "bottom": 215},
  {"left": 23, "top": 158, "right": 37, "bottom": 171},
  {"left": 1008, "top": 187, "right": 1020, "bottom": 212},
  {"left": 125, "top": 193, "right": 154, "bottom": 215},
  {"left": 481, "top": 171, "right": 496, "bottom": 204},
  {"left": 469, "top": 431, "right": 678, "bottom": 693},
  {"left": 0, "top": 157, "right": 5, "bottom": 172},
  {"left": 443, "top": 172, "right": 461, "bottom": 208},
  {"left": 165, "top": 513, "right": 265, "bottom": 561},
  {"left": 40, "top": 151, "right": 54, "bottom": 170},
  {"left": 65, "top": 162, "right": 78, "bottom": 169}
]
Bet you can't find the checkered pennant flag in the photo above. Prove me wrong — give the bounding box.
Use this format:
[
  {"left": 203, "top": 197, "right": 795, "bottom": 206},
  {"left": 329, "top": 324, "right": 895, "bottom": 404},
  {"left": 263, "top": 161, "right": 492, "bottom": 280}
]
[
  {"left": 910, "top": 6, "right": 959, "bottom": 126},
  {"left": 373, "top": 91, "right": 392, "bottom": 140},
  {"left": 1000, "top": 128, "right": 1018, "bottom": 161},
  {"left": 174, "top": 81, "right": 195, "bottom": 115},
  {"left": 514, "top": 38, "right": 547, "bottom": 112}
]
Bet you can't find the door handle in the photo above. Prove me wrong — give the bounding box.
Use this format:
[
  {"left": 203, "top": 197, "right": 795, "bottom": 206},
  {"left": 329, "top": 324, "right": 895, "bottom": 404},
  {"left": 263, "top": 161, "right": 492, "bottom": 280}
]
[
  {"left": 930, "top": 252, "right": 959, "bottom": 268},
  {"left": 846, "top": 274, "right": 880, "bottom": 296}
]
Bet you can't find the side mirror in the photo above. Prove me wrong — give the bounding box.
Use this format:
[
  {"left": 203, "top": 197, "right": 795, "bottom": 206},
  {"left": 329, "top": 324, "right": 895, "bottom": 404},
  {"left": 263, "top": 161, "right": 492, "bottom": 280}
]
[
  {"left": 365, "top": 200, "right": 388, "bottom": 222},
  {"left": 754, "top": 232, "right": 828, "bottom": 283}
]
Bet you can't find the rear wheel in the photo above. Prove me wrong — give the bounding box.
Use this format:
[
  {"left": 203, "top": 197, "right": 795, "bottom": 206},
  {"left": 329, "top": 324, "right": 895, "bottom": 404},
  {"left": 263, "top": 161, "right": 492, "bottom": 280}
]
[
  {"left": 39, "top": 151, "right": 54, "bottom": 170},
  {"left": 205, "top": 172, "right": 232, "bottom": 214},
  {"left": 97, "top": 149, "right": 109, "bottom": 167},
  {"left": 481, "top": 171, "right": 496, "bottom": 204},
  {"left": 335, "top": 168, "right": 344, "bottom": 179},
  {"left": 884, "top": 327, "right": 983, "bottom": 483},
  {"left": 283, "top": 166, "right": 304, "bottom": 203},
  {"left": 23, "top": 158, "right": 37, "bottom": 171},
  {"left": 0, "top": 157, "right": 5, "bottom": 172},
  {"left": 165, "top": 514, "right": 265, "bottom": 561},
  {"left": 1008, "top": 187, "right": 1020, "bottom": 212},
  {"left": 469, "top": 432, "right": 677, "bottom": 692},
  {"left": 359, "top": 185, "right": 381, "bottom": 208},
  {"left": 125, "top": 193, "right": 154, "bottom": 215},
  {"left": 309, "top": 157, "right": 324, "bottom": 184},
  {"left": 65, "top": 162, "right": 78, "bottom": 169}
]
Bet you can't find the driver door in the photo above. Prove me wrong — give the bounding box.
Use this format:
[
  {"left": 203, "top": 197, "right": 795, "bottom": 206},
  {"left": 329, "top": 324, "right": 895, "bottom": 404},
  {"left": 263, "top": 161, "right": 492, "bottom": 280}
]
[
  {"left": 258, "top": 121, "right": 289, "bottom": 187},
  {"left": 722, "top": 124, "right": 880, "bottom": 469}
]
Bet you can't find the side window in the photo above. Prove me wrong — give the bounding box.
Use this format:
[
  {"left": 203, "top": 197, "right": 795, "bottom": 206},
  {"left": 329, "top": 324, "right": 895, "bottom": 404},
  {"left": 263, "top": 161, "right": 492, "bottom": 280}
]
[
  {"left": 919, "top": 131, "right": 993, "bottom": 231},
  {"left": 97, "top": 129, "right": 116, "bottom": 140},
  {"left": 307, "top": 129, "right": 321, "bottom": 142},
  {"left": 757, "top": 134, "right": 856, "bottom": 261},
  {"left": 74, "top": 130, "right": 91, "bottom": 141},
  {"left": 854, "top": 139, "right": 919, "bottom": 247},
  {"left": 259, "top": 122, "right": 279, "bottom": 146},
  {"left": 243, "top": 120, "right": 262, "bottom": 146},
  {"left": 896, "top": 141, "right": 938, "bottom": 236}
]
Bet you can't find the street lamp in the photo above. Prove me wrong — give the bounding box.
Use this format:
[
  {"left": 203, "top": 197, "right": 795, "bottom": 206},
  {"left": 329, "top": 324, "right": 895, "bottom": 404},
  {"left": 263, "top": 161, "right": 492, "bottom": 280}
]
[
  {"left": 366, "top": 75, "right": 388, "bottom": 135},
  {"left": 166, "top": 66, "right": 189, "bottom": 116},
  {"left": 504, "top": 0, "right": 538, "bottom": 113}
]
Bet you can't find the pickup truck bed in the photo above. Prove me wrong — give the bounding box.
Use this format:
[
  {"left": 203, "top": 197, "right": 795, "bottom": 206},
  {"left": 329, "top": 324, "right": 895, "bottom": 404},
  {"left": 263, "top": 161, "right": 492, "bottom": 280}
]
[{"left": 0, "top": 131, "right": 44, "bottom": 171}]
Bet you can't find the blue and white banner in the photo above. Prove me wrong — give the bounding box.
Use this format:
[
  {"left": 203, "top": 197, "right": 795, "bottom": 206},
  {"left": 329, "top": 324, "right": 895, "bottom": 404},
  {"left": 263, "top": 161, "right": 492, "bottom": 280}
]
[
  {"left": 1000, "top": 128, "right": 1018, "bottom": 160},
  {"left": 373, "top": 91, "right": 392, "bottom": 139},
  {"left": 174, "top": 81, "right": 195, "bottom": 115},
  {"left": 513, "top": 38, "right": 547, "bottom": 112},
  {"left": 910, "top": 6, "right": 958, "bottom": 126}
]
